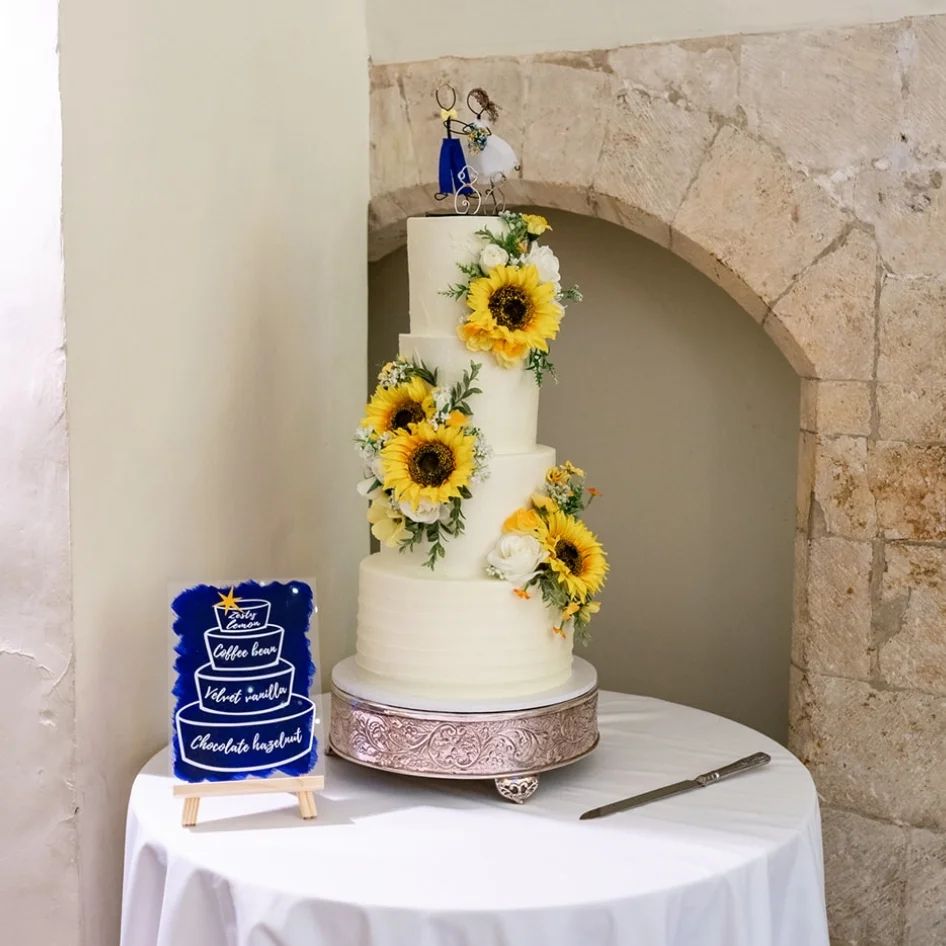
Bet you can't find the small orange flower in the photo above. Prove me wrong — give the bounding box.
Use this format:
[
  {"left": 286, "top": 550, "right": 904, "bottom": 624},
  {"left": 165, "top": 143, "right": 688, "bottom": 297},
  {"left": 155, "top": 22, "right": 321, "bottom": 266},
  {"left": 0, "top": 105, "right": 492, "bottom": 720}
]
[
  {"left": 587, "top": 487, "right": 601, "bottom": 497},
  {"left": 552, "top": 624, "right": 566, "bottom": 638},
  {"left": 513, "top": 587, "right": 531, "bottom": 600}
]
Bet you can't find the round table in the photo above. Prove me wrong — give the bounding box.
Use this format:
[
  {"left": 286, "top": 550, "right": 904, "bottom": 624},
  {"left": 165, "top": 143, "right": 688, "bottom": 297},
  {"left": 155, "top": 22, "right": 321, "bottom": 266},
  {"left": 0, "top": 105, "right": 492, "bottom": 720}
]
[{"left": 121, "top": 692, "right": 829, "bottom": 946}]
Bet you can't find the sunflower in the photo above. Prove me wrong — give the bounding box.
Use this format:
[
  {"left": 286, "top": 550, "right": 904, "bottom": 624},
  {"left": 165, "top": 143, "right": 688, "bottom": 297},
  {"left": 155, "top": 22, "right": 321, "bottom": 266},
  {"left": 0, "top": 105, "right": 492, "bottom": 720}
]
[
  {"left": 380, "top": 420, "right": 476, "bottom": 507},
  {"left": 541, "top": 510, "right": 608, "bottom": 601},
  {"left": 361, "top": 376, "right": 435, "bottom": 436},
  {"left": 458, "top": 264, "right": 563, "bottom": 367}
]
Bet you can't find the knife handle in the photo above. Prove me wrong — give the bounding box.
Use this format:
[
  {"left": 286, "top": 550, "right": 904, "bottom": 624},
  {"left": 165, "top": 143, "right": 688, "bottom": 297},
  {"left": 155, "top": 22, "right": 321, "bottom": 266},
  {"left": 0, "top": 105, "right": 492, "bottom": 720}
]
[{"left": 695, "top": 752, "right": 771, "bottom": 787}]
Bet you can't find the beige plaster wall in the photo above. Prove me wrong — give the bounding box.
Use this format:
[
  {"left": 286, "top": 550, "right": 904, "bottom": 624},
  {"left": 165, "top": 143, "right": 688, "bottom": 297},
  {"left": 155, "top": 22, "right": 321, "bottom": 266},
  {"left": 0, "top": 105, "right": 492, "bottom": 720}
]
[
  {"left": 60, "top": 2, "right": 369, "bottom": 943},
  {"left": 369, "top": 211, "right": 799, "bottom": 741},
  {"left": 0, "top": 1, "right": 78, "bottom": 943},
  {"left": 368, "top": 0, "right": 946, "bottom": 62}
]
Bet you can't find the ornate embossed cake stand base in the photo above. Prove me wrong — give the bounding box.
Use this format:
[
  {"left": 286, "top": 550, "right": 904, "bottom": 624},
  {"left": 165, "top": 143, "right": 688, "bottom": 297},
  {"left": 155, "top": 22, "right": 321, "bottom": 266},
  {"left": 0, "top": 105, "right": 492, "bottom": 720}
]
[{"left": 329, "top": 657, "right": 598, "bottom": 803}]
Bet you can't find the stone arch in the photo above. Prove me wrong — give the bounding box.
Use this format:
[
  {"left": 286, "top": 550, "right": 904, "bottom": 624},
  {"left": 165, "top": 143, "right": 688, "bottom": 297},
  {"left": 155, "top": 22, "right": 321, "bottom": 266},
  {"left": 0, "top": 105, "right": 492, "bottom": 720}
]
[
  {"left": 366, "top": 58, "right": 873, "bottom": 705},
  {"left": 368, "top": 57, "right": 864, "bottom": 384},
  {"left": 366, "top": 34, "right": 946, "bottom": 939}
]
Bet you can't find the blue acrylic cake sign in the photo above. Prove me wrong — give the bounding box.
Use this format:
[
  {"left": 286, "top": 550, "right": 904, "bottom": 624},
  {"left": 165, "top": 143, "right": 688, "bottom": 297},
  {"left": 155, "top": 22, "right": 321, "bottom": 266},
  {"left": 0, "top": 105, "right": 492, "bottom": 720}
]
[{"left": 171, "top": 579, "right": 320, "bottom": 782}]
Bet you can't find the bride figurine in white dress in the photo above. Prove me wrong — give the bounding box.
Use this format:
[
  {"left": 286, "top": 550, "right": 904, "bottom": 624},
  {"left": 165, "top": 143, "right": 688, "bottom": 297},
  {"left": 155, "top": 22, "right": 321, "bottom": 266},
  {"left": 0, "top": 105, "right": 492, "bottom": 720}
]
[{"left": 464, "top": 87, "right": 519, "bottom": 186}]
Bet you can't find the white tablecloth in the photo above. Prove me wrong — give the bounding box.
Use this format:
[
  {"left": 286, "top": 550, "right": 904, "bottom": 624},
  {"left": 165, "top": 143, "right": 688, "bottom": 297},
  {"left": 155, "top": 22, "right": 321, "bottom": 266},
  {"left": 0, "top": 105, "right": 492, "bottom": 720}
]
[{"left": 121, "top": 692, "right": 829, "bottom": 946}]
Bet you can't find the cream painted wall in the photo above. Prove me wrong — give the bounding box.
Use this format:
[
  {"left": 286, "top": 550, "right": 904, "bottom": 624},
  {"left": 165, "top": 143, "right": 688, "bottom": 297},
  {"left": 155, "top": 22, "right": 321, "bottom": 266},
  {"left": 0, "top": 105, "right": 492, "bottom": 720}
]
[
  {"left": 0, "top": 3, "right": 78, "bottom": 943},
  {"left": 369, "top": 211, "right": 798, "bottom": 741},
  {"left": 61, "top": 2, "right": 368, "bottom": 943},
  {"left": 368, "top": 0, "right": 946, "bottom": 61}
]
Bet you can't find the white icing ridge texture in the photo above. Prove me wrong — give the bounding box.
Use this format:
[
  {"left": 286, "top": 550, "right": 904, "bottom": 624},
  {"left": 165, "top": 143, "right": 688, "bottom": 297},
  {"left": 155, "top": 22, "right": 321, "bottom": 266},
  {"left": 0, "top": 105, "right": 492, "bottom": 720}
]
[
  {"left": 355, "top": 214, "right": 574, "bottom": 699},
  {"left": 356, "top": 556, "right": 574, "bottom": 699}
]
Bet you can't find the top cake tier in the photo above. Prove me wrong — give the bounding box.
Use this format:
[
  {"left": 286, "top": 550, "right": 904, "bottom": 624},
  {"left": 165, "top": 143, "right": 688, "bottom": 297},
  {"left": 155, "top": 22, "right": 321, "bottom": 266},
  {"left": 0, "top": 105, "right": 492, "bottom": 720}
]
[{"left": 407, "top": 215, "right": 506, "bottom": 336}]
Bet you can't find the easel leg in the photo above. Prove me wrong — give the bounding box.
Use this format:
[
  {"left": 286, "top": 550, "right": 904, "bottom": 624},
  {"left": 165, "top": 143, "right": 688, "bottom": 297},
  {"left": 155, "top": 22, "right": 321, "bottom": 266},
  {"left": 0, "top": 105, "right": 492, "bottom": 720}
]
[
  {"left": 297, "top": 791, "right": 317, "bottom": 819},
  {"left": 175, "top": 776, "right": 323, "bottom": 824},
  {"left": 182, "top": 796, "right": 201, "bottom": 827}
]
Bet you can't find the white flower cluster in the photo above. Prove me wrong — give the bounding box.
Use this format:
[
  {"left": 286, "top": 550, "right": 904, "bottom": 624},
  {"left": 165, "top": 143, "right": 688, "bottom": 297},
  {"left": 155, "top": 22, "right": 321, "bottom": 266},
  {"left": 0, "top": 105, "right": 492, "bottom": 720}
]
[
  {"left": 427, "top": 387, "right": 453, "bottom": 426},
  {"left": 479, "top": 243, "right": 509, "bottom": 271},
  {"left": 545, "top": 478, "right": 573, "bottom": 509},
  {"left": 376, "top": 360, "right": 413, "bottom": 390},
  {"left": 524, "top": 243, "right": 561, "bottom": 294},
  {"left": 486, "top": 533, "right": 547, "bottom": 585},
  {"left": 473, "top": 232, "right": 562, "bottom": 298},
  {"left": 470, "top": 426, "right": 492, "bottom": 486}
]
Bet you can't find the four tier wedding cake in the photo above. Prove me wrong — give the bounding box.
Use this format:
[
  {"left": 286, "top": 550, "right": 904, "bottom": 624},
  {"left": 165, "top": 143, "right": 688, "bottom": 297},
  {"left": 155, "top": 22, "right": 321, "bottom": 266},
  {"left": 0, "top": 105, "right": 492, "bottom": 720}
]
[{"left": 353, "top": 211, "right": 607, "bottom": 701}]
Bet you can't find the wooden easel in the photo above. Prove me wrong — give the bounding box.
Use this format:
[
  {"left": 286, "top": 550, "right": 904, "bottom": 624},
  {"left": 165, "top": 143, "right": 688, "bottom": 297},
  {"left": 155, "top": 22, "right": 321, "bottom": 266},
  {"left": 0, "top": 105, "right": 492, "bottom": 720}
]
[{"left": 174, "top": 775, "right": 325, "bottom": 827}]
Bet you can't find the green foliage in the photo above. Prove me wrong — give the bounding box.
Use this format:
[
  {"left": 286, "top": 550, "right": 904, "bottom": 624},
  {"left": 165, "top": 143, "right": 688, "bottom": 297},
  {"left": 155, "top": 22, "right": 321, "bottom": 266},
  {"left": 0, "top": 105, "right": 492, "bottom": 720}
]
[
  {"left": 408, "top": 359, "right": 438, "bottom": 387},
  {"left": 480, "top": 212, "right": 529, "bottom": 258},
  {"left": 442, "top": 282, "right": 469, "bottom": 300},
  {"left": 537, "top": 574, "right": 571, "bottom": 612},
  {"left": 419, "top": 497, "right": 466, "bottom": 569},
  {"left": 525, "top": 348, "right": 556, "bottom": 386},
  {"left": 440, "top": 261, "right": 484, "bottom": 301},
  {"left": 448, "top": 361, "right": 482, "bottom": 416}
]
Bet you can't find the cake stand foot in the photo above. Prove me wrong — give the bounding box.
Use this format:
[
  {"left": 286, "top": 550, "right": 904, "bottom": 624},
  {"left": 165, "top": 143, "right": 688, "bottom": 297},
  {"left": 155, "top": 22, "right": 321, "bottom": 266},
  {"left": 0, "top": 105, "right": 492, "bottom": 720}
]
[{"left": 495, "top": 775, "right": 539, "bottom": 804}]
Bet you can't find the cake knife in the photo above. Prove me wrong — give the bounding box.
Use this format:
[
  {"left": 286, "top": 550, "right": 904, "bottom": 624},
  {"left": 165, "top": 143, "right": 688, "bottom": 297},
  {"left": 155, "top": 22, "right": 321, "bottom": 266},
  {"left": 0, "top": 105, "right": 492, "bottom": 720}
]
[{"left": 579, "top": 751, "right": 771, "bottom": 820}]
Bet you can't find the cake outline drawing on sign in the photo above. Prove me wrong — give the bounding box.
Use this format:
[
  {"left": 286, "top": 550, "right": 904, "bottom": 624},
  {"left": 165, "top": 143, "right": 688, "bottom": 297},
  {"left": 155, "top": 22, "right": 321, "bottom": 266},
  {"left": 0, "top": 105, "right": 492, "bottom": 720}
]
[{"left": 172, "top": 583, "right": 318, "bottom": 779}]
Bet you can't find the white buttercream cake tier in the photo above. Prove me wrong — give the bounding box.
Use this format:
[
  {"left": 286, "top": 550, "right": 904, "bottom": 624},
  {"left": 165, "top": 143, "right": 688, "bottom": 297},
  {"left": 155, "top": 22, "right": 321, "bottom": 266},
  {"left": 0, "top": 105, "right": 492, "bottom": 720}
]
[
  {"left": 355, "top": 554, "right": 574, "bottom": 700},
  {"left": 407, "top": 215, "right": 506, "bottom": 337},
  {"left": 333, "top": 655, "right": 597, "bottom": 713}
]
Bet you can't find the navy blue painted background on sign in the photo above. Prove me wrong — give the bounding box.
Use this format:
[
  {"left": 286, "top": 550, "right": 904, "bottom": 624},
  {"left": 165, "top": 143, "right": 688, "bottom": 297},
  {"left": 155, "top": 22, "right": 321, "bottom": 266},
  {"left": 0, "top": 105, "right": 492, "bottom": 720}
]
[{"left": 171, "top": 579, "right": 317, "bottom": 782}]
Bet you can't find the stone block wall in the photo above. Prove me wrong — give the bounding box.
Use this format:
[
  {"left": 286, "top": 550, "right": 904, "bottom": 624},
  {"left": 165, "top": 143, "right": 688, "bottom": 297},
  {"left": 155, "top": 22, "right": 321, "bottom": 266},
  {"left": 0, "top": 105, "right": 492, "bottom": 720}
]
[{"left": 368, "top": 16, "right": 946, "bottom": 944}]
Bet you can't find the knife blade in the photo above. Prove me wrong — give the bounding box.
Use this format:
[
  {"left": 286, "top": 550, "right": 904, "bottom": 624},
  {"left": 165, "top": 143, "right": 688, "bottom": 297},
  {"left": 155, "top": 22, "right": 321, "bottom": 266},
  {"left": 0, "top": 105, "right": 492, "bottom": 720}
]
[{"left": 579, "top": 751, "right": 771, "bottom": 820}]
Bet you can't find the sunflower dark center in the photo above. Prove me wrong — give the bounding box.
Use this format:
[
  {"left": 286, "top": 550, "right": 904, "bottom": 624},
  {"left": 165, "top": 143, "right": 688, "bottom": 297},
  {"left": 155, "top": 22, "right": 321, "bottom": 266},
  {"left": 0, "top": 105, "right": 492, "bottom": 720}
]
[
  {"left": 408, "top": 442, "right": 455, "bottom": 487},
  {"left": 555, "top": 539, "right": 582, "bottom": 574},
  {"left": 391, "top": 400, "right": 426, "bottom": 431},
  {"left": 489, "top": 285, "right": 530, "bottom": 329}
]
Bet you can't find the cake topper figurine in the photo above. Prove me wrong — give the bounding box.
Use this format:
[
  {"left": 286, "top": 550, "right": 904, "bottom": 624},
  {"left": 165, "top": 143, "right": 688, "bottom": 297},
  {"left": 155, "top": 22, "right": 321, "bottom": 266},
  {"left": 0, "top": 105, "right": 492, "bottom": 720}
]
[
  {"left": 435, "top": 84, "right": 475, "bottom": 203},
  {"left": 433, "top": 84, "right": 519, "bottom": 215},
  {"left": 465, "top": 88, "right": 519, "bottom": 185}
]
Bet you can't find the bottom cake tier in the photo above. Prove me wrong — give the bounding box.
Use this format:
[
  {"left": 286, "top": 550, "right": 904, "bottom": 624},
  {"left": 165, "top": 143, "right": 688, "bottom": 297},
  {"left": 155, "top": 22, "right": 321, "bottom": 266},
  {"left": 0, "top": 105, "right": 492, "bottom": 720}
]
[{"left": 355, "top": 554, "right": 574, "bottom": 699}]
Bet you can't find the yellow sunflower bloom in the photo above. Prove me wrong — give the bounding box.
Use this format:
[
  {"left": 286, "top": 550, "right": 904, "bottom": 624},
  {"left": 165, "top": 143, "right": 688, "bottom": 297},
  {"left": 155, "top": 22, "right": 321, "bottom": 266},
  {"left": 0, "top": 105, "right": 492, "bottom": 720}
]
[
  {"left": 458, "top": 264, "right": 563, "bottom": 367},
  {"left": 521, "top": 213, "right": 552, "bottom": 236},
  {"left": 361, "top": 376, "right": 435, "bottom": 436},
  {"left": 541, "top": 510, "right": 608, "bottom": 601},
  {"left": 380, "top": 420, "right": 476, "bottom": 507}
]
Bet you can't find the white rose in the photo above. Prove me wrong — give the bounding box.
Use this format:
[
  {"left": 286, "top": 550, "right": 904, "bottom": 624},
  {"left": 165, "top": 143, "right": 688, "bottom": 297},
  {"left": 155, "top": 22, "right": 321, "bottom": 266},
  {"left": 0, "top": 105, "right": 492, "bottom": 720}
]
[
  {"left": 356, "top": 476, "right": 380, "bottom": 498},
  {"left": 486, "top": 534, "right": 546, "bottom": 585},
  {"left": 370, "top": 455, "right": 385, "bottom": 482},
  {"left": 479, "top": 243, "right": 509, "bottom": 272},
  {"left": 399, "top": 498, "right": 443, "bottom": 524},
  {"left": 525, "top": 243, "right": 561, "bottom": 291}
]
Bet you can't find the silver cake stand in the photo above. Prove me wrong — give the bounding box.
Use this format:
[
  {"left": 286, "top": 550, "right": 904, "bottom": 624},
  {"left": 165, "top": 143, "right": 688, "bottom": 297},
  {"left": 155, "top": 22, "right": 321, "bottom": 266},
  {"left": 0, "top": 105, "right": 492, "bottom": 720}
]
[{"left": 329, "top": 657, "right": 598, "bottom": 803}]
